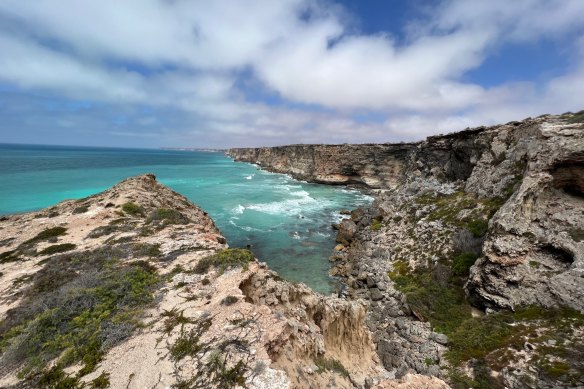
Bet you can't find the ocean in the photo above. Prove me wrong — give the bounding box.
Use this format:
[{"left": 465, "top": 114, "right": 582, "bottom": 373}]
[{"left": 0, "top": 143, "right": 372, "bottom": 293}]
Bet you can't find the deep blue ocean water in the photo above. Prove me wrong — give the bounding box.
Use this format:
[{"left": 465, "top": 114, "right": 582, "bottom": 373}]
[{"left": 0, "top": 143, "right": 371, "bottom": 293}]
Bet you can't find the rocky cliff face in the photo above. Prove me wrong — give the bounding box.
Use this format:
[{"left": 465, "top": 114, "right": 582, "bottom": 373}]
[
  {"left": 230, "top": 112, "right": 584, "bottom": 388},
  {"left": 0, "top": 174, "right": 447, "bottom": 388},
  {"left": 227, "top": 128, "right": 490, "bottom": 189}
]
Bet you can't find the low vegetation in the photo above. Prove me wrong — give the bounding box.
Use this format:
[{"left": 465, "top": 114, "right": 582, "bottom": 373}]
[
  {"left": 121, "top": 202, "right": 143, "bottom": 217},
  {"left": 87, "top": 222, "right": 133, "bottom": 239},
  {"left": 561, "top": 110, "right": 584, "bottom": 124},
  {"left": 388, "top": 186, "right": 584, "bottom": 387},
  {"left": 448, "top": 307, "right": 584, "bottom": 388},
  {"left": 415, "top": 191, "right": 504, "bottom": 234},
  {"left": 0, "top": 250, "right": 22, "bottom": 264},
  {"left": 389, "top": 263, "right": 471, "bottom": 335},
  {"left": 371, "top": 218, "right": 383, "bottom": 231},
  {"left": 72, "top": 204, "right": 90, "bottom": 214},
  {"left": 314, "top": 356, "right": 350, "bottom": 378},
  {"left": 132, "top": 242, "right": 162, "bottom": 258},
  {"left": 1, "top": 227, "right": 70, "bottom": 264},
  {"left": 24, "top": 226, "right": 68, "bottom": 245},
  {"left": 36, "top": 243, "right": 77, "bottom": 256},
  {"left": 166, "top": 316, "right": 253, "bottom": 389},
  {"left": 0, "top": 246, "right": 160, "bottom": 385},
  {"left": 147, "top": 208, "right": 190, "bottom": 227},
  {"left": 193, "top": 248, "right": 254, "bottom": 274}
]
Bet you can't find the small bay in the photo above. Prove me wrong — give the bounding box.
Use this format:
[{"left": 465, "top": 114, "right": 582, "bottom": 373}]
[{"left": 0, "top": 143, "right": 372, "bottom": 293}]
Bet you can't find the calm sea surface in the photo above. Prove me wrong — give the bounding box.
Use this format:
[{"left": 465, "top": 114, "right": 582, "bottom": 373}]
[{"left": 0, "top": 144, "right": 372, "bottom": 293}]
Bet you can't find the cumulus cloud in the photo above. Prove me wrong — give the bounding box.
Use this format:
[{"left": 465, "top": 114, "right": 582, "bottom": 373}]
[{"left": 0, "top": 0, "right": 583, "bottom": 147}]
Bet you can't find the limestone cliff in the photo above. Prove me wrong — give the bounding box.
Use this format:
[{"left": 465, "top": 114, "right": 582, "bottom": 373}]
[
  {"left": 0, "top": 174, "right": 446, "bottom": 388},
  {"left": 230, "top": 112, "right": 584, "bottom": 388},
  {"left": 227, "top": 127, "right": 489, "bottom": 189}
]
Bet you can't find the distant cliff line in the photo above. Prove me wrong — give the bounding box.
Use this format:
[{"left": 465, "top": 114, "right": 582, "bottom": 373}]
[{"left": 226, "top": 126, "right": 491, "bottom": 189}]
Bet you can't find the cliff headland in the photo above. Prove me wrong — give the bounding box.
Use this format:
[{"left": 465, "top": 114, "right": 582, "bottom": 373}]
[{"left": 0, "top": 174, "right": 443, "bottom": 388}]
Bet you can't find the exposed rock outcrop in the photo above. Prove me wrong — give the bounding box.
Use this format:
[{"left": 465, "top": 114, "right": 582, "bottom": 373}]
[
  {"left": 229, "top": 114, "right": 584, "bottom": 313},
  {"left": 229, "top": 112, "right": 584, "bottom": 388}
]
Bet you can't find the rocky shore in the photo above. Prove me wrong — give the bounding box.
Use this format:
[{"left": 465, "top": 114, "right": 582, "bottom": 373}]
[
  {"left": 229, "top": 112, "right": 584, "bottom": 388},
  {"left": 0, "top": 174, "right": 446, "bottom": 388}
]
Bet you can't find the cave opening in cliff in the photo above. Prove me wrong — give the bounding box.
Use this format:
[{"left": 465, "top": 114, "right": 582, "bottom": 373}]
[{"left": 551, "top": 161, "right": 584, "bottom": 198}]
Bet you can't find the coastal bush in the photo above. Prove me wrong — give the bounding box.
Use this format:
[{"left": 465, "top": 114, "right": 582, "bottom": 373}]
[
  {"left": 565, "top": 110, "right": 584, "bottom": 123},
  {"left": 0, "top": 249, "right": 22, "bottom": 264},
  {"left": 132, "top": 242, "right": 162, "bottom": 258},
  {"left": 168, "top": 318, "right": 212, "bottom": 362},
  {"left": 415, "top": 191, "right": 506, "bottom": 233},
  {"left": 314, "top": 356, "right": 350, "bottom": 378},
  {"left": 36, "top": 243, "right": 76, "bottom": 256},
  {"left": 35, "top": 365, "right": 82, "bottom": 388},
  {"left": 466, "top": 219, "right": 489, "bottom": 238},
  {"left": 122, "top": 202, "right": 143, "bottom": 216},
  {"left": 193, "top": 249, "right": 254, "bottom": 274},
  {"left": 221, "top": 295, "right": 239, "bottom": 306},
  {"left": 371, "top": 219, "right": 382, "bottom": 231},
  {"left": 89, "top": 371, "right": 111, "bottom": 388},
  {"left": 87, "top": 223, "right": 132, "bottom": 239},
  {"left": 452, "top": 252, "right": 479, "bottom": 276},
  {"left": 24, "top": 226, "right": 67, "bottom": 245},
  {"left": 0, "top": 237, "right": 15, "bottom": 247},
  {"left": 147, "top": 208, "right": 190, "bottom": 226},
  {"left": 447, "top": 307, "right": 584, "bottom": 386},
  {"left": 390, "top": 267, "right": 471, "bottom": 334},
  {"left": 161, "top": 308, "right": 193, "bottom": 334},
  {"left": 0, "top": 247, "right": 160, "bottom": 379},
  {"left": 72, "top": 204, "right": 90, "bottom": 214}
]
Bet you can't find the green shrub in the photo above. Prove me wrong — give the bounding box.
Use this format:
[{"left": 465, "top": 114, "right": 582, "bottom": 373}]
[
  {"left": 72, "top": 204, "right": 90, "bottom": 214},
  {"left": 37, "top": 243, "right": 76, "bottom": 256},
  {"left": 392, "top": 269, "right": 471, "bottom": 334},
  {"left": 161, "top": 308, "right": 194, "bottom": 334},
  {"left": 132, "top": 243, "right": 161, "bottom": 258},
  {"left": 147, "top": 208, "right": 190, "bottom": 226},
  {"left": 0, "top": 248, "right": 159, "bottom": 379},
  {"left": 0, "top": 250, "right": 22, "bottom": 264},
  {"left": 314, "top": 356, "right": 349, "bottom": 377},
  {"left": 24, "top": 227, "right": 67, "bottom": 244},
  {"left": 541, "top": 361, "right": 570, "bottom": 378},
  {"left": 446, "top": 307, "right": 584, "bottom": 385},
  {"left": 35, "top": 365, "right": 82, "bottom": 389},
  {"left": 446, "top": 315, "right": 513, "bottom": 364},
  {"left": 168, "top": 319, "right": 212, "bottom": 362},
  {"left": 371, "top": 219, "right": 382, "bottom": 231},
  {"left": 452, "top": 253, "right": 479, "bottom": 276},
  {"left": 89, "top": 371, "right": 111, "bottom": 389},
  {"left": 221, "top": 295, "right": 239, "bottom": 306},
  {"left": 193, "top": 249, "right": 254, "bottom": 274},
  {"left": 466, "top": 219, "right": 489, "bottom": 238},
  {"left": 121, "top": 202, "right": 143, "bottom": 217},
  {"left": 87, "top": 224, "right": 132, "bottom": 239},
  {"left": 565, "top": 110, "right": 584, "bottom": 123}
]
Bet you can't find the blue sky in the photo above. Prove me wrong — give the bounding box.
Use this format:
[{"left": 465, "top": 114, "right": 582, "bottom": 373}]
[{"left": 0, "top": 0, "right": 583, "bottom": 148}]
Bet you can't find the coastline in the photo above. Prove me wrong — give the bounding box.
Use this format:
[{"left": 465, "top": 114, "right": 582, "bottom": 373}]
[{"left": 226, "top": 113, "right": 584, "bottom": 387}]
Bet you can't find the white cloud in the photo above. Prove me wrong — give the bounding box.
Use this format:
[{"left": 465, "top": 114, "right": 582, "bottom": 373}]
[{"left": 0, "top": 0, "right": 583, "bottom": 147}]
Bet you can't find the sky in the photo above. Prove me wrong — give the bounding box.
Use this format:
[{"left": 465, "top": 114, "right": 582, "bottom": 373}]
[{"left": 0, "top": 0, "right": 583, "bottom": 148}]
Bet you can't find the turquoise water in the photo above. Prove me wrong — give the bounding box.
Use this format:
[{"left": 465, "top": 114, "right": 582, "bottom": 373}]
[{"left": 0, "top": 144, "right": 371, "bottom": 293}]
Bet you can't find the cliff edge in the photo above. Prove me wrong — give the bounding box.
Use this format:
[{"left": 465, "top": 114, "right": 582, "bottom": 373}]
[
  {"left": 229, "top": 112, "right": 584, "bottom": 388},
  {"left": 0, "top": 174, "right": 447, "bottom": 388}
]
